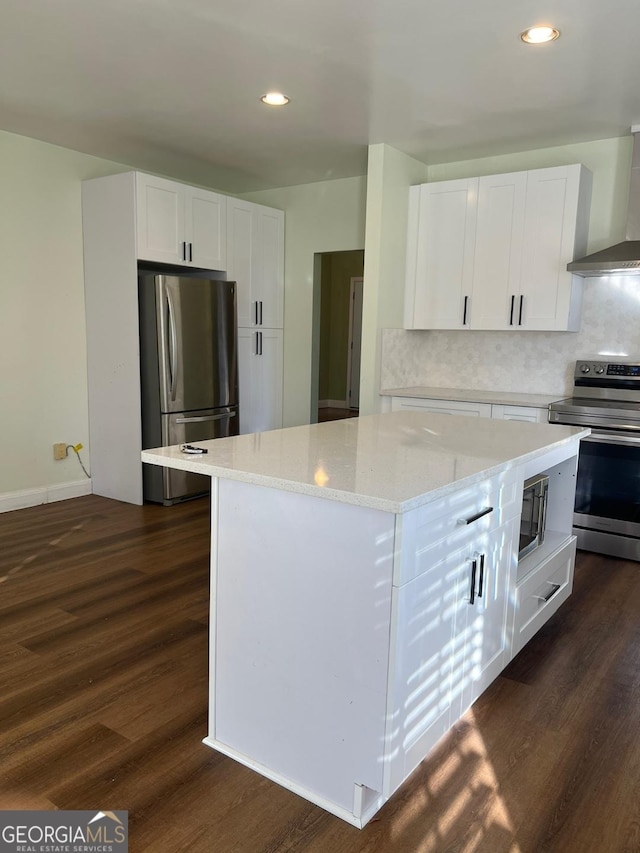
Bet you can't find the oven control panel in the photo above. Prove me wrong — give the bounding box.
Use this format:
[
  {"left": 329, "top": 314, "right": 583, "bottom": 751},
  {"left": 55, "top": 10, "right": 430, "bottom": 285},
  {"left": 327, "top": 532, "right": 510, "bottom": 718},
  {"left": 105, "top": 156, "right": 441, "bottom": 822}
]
[
  {"left": 607, "top": 363, "right": 640, "bottom": 376},
  {"left": 575, "top": 361, "right": 640, "bottom": 380}
]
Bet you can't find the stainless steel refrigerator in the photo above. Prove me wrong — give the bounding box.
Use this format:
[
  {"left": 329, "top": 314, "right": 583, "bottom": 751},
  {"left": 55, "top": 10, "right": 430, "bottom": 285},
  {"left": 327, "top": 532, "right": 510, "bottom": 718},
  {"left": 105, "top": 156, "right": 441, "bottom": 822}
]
[{"left": 138, "top": 271, "right": 239, "bottom": 505}]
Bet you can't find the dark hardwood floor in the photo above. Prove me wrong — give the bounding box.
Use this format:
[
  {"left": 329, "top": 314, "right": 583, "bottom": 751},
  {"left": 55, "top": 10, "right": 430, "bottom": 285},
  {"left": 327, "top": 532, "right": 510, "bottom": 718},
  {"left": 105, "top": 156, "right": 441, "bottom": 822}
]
[
  {"left": 318, "top": 407, "right": 359, "bottom": 422},
  {"left": 2, "top": 494, "right": 640, "bottom": 852}
]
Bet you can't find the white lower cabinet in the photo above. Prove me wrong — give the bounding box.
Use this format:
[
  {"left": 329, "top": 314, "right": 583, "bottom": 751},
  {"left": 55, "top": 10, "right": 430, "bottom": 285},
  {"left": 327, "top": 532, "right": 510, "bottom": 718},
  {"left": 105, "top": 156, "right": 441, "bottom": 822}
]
[
  {"left": 492, "top": 404, "right": 546, "bottom": 423},
  {"left": 208, "top": 440, "right": 580, "bottom": 827},
  {"left": 385, "top": 487, "right": 520, "bottom": 796},
  {"left": 451, "top": 517, "right": 519, "bottom": 719},
  {"left": 391, "top": 396, "right": 492, "bottom": 418},
  {"left": 237, "top": 327, "right": 283, "bottom": 434},
  {"left": 512, "top": 536, "right": 576, "bottom": 656},
  {"left": 391, "top": 396, "right": 546, "bottom": 423}
]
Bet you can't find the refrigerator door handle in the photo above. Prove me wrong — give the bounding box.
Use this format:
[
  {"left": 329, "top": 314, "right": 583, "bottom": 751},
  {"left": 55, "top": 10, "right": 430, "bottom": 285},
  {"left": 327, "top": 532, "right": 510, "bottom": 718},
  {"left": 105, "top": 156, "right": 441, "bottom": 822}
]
[
  {"left": 165, "top": 285, "right": 179, "bottom": 402},
  {"left": 175, "top": 411, "right": 237, "bottom": 424}
]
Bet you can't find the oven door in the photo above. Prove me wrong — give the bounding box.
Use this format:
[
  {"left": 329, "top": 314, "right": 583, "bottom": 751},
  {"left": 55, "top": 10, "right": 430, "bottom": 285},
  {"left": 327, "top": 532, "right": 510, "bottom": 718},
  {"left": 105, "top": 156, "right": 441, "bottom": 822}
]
[{"left": 574, "top": 429, "right": 640, "bottom": 539}]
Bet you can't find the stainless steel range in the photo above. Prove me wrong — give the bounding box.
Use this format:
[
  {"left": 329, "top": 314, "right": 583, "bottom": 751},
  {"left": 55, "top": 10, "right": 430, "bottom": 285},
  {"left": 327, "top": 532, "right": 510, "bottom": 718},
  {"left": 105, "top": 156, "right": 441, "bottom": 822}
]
[{"left": 549, "top": 360, "right": 640, "bottom": 560}]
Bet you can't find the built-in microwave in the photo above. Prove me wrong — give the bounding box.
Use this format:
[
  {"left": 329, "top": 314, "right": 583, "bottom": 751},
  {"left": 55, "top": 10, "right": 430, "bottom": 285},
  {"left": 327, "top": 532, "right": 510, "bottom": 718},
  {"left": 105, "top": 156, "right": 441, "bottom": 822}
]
[{"left": 519, "top": 473, "right": 549, "bottom": 560}]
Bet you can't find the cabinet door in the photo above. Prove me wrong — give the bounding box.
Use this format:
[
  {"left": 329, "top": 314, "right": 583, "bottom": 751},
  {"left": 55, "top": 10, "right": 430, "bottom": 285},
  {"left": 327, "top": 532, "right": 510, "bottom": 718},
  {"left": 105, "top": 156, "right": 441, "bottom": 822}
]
[
  {"left": 386, "top": 543, "right": 466, "bottom": 795},
  {"left": 256, "top": 206, "right": 284, "bottom": 328},
  {"left": 238, "top": 327, "right": 283, "bottom": 434},
  {"left": 405, "top": 179, "right": 477, "bottom": 330},
  {"left": 136, "top": 173, "right": 185, "bottom": 265},
  {"left": 228, "top": 199, "right": 284, "bottom": 329},
  {"left": 471, "top": 172, "right": 527, "bottom": 330},
  {"left": 227, "top": 199, "right": 256, "bottom": 327},
  {"left": 450, "top": 517, "right": 518, "bottom": 719},
  {"left": 186, "top": 186, "right": 227, "bottom": 270},
  {"left": 519, "top": 166, "right": 585, "bottom": 331}
]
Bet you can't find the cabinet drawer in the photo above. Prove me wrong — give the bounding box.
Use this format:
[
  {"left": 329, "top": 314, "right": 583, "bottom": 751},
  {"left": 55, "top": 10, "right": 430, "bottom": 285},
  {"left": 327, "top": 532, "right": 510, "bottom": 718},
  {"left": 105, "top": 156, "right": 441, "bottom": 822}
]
[
  {"left": 395, "top": 471, "right": 520, "bottom": 587},
  {"left": 491, "top": 404, "right": 545, "bottom": 423},
  {"left": 391, "top": 397, "right": 492, "bottom": 418},
  {"left": 512, "top": 536, "right": 575, "bottom": 655}
]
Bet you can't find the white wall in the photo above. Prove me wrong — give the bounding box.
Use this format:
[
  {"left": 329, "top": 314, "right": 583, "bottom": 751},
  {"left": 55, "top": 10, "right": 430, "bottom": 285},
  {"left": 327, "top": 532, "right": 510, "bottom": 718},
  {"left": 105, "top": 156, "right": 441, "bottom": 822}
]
[
  {"left": 241, "top": 177, "right": 367, "bottom": 427},
  {"left": 381, "top": 136, "right": 636, "bottom": 398},
  {"left": 0, "top": 131, "right": 133, "bottom": 508}
]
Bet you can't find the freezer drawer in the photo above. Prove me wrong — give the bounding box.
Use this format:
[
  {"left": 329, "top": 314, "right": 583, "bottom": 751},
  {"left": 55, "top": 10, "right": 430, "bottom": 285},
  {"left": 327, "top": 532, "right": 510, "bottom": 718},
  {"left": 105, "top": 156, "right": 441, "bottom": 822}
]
[{"left": 143, "top": 406, "right": 238, "bottom": 505}]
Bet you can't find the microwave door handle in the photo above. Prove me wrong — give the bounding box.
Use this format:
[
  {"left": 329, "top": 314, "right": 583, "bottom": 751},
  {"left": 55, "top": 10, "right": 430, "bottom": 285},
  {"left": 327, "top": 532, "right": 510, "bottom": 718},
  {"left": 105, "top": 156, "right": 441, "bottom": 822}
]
[{"left": 538, "top": 481, "right": 548, "bottom": 546}]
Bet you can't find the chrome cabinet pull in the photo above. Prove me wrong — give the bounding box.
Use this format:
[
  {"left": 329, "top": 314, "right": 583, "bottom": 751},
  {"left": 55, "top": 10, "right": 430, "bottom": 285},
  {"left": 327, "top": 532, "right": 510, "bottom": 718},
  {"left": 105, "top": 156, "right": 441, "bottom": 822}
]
[
  {"left": 535, "top": 582, "right": 561, "bottom": 603},
  {"left": 457, "top": 506, "right": 493, "bottom": 525}
]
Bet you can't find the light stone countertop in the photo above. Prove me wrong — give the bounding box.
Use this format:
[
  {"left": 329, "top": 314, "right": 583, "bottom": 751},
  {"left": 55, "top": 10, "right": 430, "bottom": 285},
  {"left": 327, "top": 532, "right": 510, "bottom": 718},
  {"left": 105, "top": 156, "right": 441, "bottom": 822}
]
[
  {"left": 381, "top": 386, "right": 564, "bottom": 409},
  {"left": 142, "top": 411, "right": 588, "bottom": 514}
]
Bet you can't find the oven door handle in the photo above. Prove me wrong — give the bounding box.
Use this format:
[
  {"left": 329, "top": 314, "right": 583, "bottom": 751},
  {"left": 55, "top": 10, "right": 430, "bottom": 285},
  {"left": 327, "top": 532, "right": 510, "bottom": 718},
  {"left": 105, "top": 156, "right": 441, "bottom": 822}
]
[{"left": 584, "top": 431, "right": 640, "bottom": 447}]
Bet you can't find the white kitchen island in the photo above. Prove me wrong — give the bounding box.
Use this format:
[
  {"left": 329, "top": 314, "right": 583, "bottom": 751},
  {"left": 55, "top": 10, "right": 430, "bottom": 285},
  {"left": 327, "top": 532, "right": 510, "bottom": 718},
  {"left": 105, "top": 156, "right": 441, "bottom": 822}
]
[{"left": 142, "top": 411, "right": 588, "bottom": 828}]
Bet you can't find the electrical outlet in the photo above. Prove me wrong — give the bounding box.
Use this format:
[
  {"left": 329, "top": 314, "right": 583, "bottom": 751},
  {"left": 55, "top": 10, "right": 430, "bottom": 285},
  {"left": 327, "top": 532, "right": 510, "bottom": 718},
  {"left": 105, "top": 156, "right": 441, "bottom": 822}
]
[{"left": 53, "top": 443, "right": 68, "bottom": 461}]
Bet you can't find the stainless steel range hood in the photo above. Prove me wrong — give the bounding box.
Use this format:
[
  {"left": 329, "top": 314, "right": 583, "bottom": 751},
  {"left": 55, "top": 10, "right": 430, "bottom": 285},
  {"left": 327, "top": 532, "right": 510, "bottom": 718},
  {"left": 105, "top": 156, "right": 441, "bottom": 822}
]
[{"left": 568, "top": 126, "right": 640, "bottom": 276}]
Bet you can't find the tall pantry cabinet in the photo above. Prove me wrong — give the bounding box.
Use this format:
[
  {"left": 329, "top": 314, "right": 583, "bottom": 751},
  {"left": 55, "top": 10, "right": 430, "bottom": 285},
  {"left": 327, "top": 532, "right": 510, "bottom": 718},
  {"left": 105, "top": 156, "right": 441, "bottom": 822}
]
[
  {"left": 81, "top": 171, "right": 284, "bottom": 506},
  {"left": 226, "top": 198, "right": 284, "bottom": 436}
]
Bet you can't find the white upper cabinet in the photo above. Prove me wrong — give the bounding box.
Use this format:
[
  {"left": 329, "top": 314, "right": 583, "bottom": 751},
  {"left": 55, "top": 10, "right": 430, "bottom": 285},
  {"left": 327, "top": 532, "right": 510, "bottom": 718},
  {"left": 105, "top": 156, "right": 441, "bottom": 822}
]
[
  {"left": 519, "top": 166, "right": 590, "bottom": 331},
  {"left": 404, "top": 164, "right": 592, "bottom": 332},
  {"left": 136, "top": 173, "right": 226, "bottom": 270},
  {"left": 472, "top": 171, "right": 527, "bottom": 330},
  {"left": 227, "top": 198, "right": 284, "bottom": 328},
  {"left": 404, "top": 178, "right": 477, "bottom": 329}
]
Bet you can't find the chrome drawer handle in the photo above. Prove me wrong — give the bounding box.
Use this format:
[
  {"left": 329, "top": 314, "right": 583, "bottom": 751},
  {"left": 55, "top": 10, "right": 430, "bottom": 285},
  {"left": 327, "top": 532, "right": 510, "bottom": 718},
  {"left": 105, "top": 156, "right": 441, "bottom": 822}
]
[
  {"left": 457, "top": 506, "right": 493, "bottom": 526},
  {"left": 535, "top": 582, "right": 561, "bottom": 603}
]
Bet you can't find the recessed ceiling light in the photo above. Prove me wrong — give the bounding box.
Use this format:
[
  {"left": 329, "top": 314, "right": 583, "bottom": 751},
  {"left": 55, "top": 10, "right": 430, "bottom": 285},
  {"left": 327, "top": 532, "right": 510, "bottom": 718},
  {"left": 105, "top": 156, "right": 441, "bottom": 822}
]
[
  {"left": 260, "top": 92, "right": 290, "bottom": 106},
  {"left": 520, "top": 25, "right": 560, "bottom": 44}
]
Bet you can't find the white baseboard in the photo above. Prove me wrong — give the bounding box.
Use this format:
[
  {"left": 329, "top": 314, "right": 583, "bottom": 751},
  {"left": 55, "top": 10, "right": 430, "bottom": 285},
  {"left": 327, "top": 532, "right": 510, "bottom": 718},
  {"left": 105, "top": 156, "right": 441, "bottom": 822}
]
[
  {"left": 318, "top": 399, "right": 348, "bottom": 409},
  {"left": 0, "top": 479, "right": 93, "bottom": 514}
]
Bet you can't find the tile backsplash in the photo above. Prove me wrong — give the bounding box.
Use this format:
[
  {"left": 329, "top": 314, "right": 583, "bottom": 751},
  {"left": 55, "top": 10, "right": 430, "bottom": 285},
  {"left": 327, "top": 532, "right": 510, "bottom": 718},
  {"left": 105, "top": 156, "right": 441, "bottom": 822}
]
[{"left": 381, "top": 277, "right": 640, "bottom": 396}]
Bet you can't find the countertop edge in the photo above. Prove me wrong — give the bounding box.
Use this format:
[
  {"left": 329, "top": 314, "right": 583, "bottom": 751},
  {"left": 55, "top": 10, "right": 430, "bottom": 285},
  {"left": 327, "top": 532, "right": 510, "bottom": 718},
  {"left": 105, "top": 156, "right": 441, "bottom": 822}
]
[{"left": 142, "top": 428, "right": 589, "bottom": 514}]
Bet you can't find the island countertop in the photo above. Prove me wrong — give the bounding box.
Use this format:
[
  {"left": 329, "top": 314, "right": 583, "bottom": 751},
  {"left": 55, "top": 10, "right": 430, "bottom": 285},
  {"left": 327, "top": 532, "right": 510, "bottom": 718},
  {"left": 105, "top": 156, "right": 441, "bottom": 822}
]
[{"left": 141, "top": 410, "right": 589, "bottom": 514}]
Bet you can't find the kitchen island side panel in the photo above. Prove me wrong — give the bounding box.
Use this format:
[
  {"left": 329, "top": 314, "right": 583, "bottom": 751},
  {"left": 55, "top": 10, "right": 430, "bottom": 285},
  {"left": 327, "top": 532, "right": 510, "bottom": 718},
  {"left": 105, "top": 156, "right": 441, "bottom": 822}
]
[{"left": 210, "top": 478, "right": 395, "bottom": 815}]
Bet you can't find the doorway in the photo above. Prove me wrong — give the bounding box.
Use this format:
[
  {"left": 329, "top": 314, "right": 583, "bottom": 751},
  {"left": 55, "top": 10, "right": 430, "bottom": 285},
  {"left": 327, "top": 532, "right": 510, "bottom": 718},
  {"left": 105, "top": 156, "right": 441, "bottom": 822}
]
[{"left": 311, "top": 250, "right": 364, "bottom": 423}]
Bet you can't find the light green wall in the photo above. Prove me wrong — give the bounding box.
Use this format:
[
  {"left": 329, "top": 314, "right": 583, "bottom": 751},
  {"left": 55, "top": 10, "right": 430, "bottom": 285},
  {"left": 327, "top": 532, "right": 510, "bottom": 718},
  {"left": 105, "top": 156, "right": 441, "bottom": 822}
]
[
  {"left": 360, "top": 144, "right": 429, "bottom": 414},
  {"left": 426, "top": 136, "right": 632, "bottom": 253},
  {"left": 241, "top": 177, "right": 367, "bottom": 426},
  {"left": 0, "top": 130, "right": 134, "bottom": 497}
]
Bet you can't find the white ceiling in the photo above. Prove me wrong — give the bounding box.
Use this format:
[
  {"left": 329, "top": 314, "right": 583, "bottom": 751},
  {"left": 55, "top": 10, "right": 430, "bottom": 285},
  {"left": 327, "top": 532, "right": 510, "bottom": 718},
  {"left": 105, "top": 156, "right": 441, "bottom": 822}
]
[{"left": 2, "top": 0, "right": 640, "bottom": 193}]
